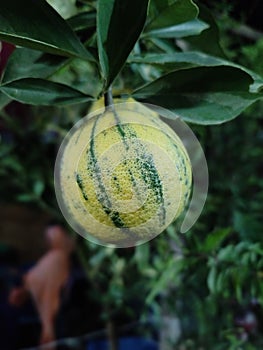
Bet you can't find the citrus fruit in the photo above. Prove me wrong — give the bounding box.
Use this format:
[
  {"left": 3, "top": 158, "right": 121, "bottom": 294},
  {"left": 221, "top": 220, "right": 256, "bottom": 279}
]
[{"left": 55, "top": 99, "right": 192, "bottom": 247}]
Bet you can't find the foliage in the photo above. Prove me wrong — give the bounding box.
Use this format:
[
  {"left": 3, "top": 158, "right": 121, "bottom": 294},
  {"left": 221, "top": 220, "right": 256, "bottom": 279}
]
[
  {"left": 0, "top": 0, "right": 263, "bottom": 349},
  {"left": 1, "top": 0, "right": 263, "bottom": 123}
]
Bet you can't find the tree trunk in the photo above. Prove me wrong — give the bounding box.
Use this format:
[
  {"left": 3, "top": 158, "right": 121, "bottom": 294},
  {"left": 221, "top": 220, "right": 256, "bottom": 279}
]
[{"left": 107, "top": 319, "right": 118, "bottom": 350}]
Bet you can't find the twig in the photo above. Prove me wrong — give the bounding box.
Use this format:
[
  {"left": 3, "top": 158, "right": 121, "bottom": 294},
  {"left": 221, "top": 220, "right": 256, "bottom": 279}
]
[{"left": 230, "top": 24, "right": 263, "bottom": 42}]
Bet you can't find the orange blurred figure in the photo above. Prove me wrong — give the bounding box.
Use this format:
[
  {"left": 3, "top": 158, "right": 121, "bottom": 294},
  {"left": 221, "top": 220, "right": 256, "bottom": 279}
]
[{"left": 9, "top": 223, "right": 74, "bottom": 348}]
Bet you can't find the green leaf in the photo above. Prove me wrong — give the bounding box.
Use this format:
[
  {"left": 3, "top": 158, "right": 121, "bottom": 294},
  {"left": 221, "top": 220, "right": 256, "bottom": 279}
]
[
  {"left": 150, "top": 0, "right": 169, "bottom": 13},
  {"left": 217, "top": 245, "right": 235, "bottom": 262},
  {"left": 145, "top": 0, "right": 198, "bottom": 31},
  {"left": 67, "top": 11, "right": 96, "bottom": 32},
  {"left": 0, "top": 78, "right": 93, "bottom": 106},
  {"left": 16, "top": 194, "right": 36, "bottom": 203},
  {"left": 33, "top": 180, "right": 45, "bottom": 197},
  {"left": 0, "top": 92, "right": 11, "bottom": 109},
  {"left": 1, "top": 48, "right": 67, "bottom": 84},
  {"left": 129, "top": 51, "right": 225, "bottom": 69},
  {"left": 89, "top": 249, "right": 108, "bottom": 267},
  {"left": 144, "top": 19, "right": 208, "bottom": 38},
  {"left": 133, "top": 66, "right": 261, "bottom": 125},
  {"left": 185, "top": 4, "right": 226, "bottom": 58},
  {"left": 207, "top": 265, "right": 217, "bottom": 293},
  {"left": 97, "top": 0, "right": 149, "bottom": 88},
  {"left": 234, "top": 210, "right": 263, "bottom": 243},
  {"left": 146, "top": 257, "right": 183, "bottom": 304},
  {"left": 203, "top": 228, "right": 232, "bottom": 253},
  {"left": 130, "top": 51, "right": 263, "bottom": 92},
  {"left": 216, "top": 271, "right": 226, "bottom": 294},
  {"left": 0, "top": 0, "right": 91, "bottom": 59},
  {"left": 135, "top": 244, "right": 150, "bottom": 271}
]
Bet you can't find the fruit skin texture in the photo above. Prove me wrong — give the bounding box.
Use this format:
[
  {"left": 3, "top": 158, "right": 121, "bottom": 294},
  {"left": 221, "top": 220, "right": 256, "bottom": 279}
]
[{"left": 58, "top": 100, "right": 192, "bottom": 247}]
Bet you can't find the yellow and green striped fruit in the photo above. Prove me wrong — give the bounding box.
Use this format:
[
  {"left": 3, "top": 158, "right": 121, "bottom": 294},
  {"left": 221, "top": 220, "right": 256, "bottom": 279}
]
[{"left": 57, "top": 99, "right": 192, "bottom": 247}]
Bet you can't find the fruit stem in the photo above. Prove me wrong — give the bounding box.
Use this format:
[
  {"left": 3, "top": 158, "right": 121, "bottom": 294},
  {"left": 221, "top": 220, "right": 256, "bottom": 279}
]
[{"left": 104, "top": 87, "right": 114, "bottom": 110}]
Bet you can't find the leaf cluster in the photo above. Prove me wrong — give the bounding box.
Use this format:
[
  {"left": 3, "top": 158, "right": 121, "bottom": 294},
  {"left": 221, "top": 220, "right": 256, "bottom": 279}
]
[{"left": 1, "top": 0, "right": 263, "bottom": 124}]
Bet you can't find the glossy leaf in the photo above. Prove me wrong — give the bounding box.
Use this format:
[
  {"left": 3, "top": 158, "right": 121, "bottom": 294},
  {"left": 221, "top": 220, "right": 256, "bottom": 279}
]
[
  {"left": 185, "top": 4, "right": 226, "bottom": 58},
  {"left": 133, "top": 66, "right": 261, "bottom": 125},
  {"left": 129, "top": 51, "right": 225, "bottom": 69},
  {"left": 130, "top": 51, "right": 263, "bottom": 92},
  {"left": 144, "top": 19, "right": 208, "bottom": 38},
  {"left": 1, "top": 48, "right": 67, "bottom": 84},
  {"left": 67, "top": 11, "right": 96, "bottom": 32},
  {"left": 0, "top": 0, "right": 91, "bottom": 59},
  {"left": 0, "top": 78, "right": 93, "bottom": 106},
  {"left": 150, "top": 0, "right": 169, "bottom": 13},
  {"left": 145, "top": 0, "right": 198, "bottom": 31},
  {"left": 97, "top": 0, "right": 149, "bottom": 88}
]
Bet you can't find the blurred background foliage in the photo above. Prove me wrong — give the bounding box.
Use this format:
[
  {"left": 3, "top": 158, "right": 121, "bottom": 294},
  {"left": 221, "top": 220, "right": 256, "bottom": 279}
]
[{"left": 0, "top": 0, "right": 263, "bottom": 349}]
